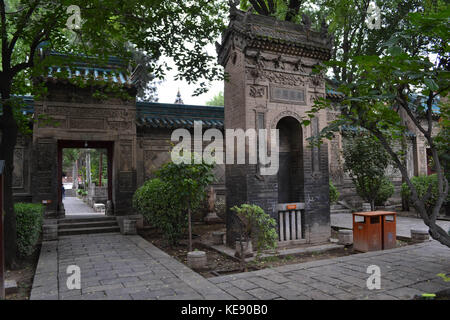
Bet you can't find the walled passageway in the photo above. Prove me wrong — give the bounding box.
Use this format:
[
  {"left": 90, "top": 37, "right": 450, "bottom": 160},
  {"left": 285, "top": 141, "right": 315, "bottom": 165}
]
[{"left": 63, "top": 197, "right": 100, "bottom": 216}]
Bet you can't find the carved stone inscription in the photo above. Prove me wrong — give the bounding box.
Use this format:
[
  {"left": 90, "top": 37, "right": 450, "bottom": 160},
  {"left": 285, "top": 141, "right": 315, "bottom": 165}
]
[
  {"left": 120, "top": 144, "right": 132, "bottom": 171},
  {"left": 270, "top": 86, "right": 306, "bottom": 105},
  {"left": 70, "top": 118, "right": 105, "bottom": 130},
  {"left": 13, "top": 148, "right": 24, "bottom": 188}
]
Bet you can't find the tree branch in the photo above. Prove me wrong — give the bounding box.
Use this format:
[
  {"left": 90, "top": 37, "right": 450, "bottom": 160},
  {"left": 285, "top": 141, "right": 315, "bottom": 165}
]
[
  {"left": 0, "top": 0, "right": 8, "bottom": 71},
  {"left": 396, "top": 85, "right": 430, "bottom": 139},
  {"left": 249, "top": 0, "right": 268, "bottom": 15},
  {"left": 285, "top": 0, "right": 302, "bottom": 22},
  {"left": 8, "top": 0, "right": 41, "bottom": 57}
]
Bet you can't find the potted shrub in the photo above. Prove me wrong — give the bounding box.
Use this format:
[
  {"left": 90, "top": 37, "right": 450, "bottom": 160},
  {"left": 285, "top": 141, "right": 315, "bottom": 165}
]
[{"left": 231, "top": 204, "right": 278, "bottom": 271}]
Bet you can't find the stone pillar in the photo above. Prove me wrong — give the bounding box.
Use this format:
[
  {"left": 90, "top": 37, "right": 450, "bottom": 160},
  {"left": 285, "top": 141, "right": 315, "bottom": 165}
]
[
  {"left": 217, "top": 9, "right": 333, "bottom": 246},
  {"left": 31, "top": 138, "right": 58, "bottom": 217}
]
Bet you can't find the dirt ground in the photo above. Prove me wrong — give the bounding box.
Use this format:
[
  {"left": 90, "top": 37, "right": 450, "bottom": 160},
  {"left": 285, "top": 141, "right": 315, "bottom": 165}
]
[
  {"left": 139, "top": 224, "right": 412, "bottom": 278},
  {"left": 5, "top": 244, "right": 40, "bottom": 300}
]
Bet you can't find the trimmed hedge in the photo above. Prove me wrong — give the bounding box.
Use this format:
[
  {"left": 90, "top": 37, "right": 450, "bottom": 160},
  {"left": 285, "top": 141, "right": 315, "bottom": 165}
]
[{"left": 14, "top": 203, "right": 44, "bottom": 257}]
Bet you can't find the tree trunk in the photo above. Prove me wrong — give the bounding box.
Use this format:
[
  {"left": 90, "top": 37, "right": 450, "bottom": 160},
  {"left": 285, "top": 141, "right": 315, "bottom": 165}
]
[
  {"left": 0, "top": 93, "right": 19, "bottom": 269},
  {"left": 72, "top": 161, "right": 78, "bottom": 189},
  {"left": 188, "top": 203, "right": 192, "bottom": 252}
]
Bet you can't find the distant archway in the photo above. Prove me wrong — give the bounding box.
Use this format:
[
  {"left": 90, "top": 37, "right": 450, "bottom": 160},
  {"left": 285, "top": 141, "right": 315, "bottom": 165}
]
[{"left": 57, "top": 140, "right": 113, "bottom": 208}]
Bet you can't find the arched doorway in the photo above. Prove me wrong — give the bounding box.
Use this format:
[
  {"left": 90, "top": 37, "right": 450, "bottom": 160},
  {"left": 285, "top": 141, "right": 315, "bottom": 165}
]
[
  {"left": 276, "top": 116, "right": 305, "bottom": 242},
  {"left": 276, "top": 116, "right": 304, "bottom": 203}
]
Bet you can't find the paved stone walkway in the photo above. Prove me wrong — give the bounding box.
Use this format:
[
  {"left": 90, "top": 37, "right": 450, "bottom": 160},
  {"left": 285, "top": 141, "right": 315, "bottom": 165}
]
[
  {"left": 63, "top": 196, "right": 100, "bottom": 216},
  {"left": 31, "top": 232, "right": 450, "bottom": 300},
  {"left": 331, "top": 213, "right": 450, "bottom": 239},
  {"left": 210, "top": 241, "right": 450, "bottom": 300},
  {"left": 31, "top": 233, "right": 233, "bottom": 300}
]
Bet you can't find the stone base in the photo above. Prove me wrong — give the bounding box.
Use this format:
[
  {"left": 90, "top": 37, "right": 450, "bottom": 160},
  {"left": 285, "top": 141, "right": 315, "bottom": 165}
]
[
  {"left": 212, "top": 231, "right": 225, "bottom": 245},
  {"left": 187, "top": 251, "right": 207, "bottom": 270},
  {"left": 411, "top": 229, "right": 429, "bottom": 242},
  {"left": 204, "top": 212, "right": 222, "bottom": 224},
  {"left": 235, "top": 240, "right": 253, "bottom": 258},
  {"left": 338, "top": 229, "right": 353, "bottom": 245},
  {"left": 122, "top": 219, "right": 137, "bottom": 235},
  {"left": 93, "top": 203, "right": 106, "bottom": 213},
  {"left": 362, "top": 203, "right": 371, "bottom": 212},
  {"left": 5, "top": 280, "right": 18, "bottom": 295},
  {"left": 43, "top": 223, "right": 58, "bottom": 241}
]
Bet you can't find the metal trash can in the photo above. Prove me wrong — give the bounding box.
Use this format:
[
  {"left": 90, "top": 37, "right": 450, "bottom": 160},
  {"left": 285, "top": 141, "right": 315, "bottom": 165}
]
[
  {"left": 353, "top": 211, "right": 396, "bottom": 252},
  {"left": 353, "top": 212, "right": 382, "bottom": 252}
]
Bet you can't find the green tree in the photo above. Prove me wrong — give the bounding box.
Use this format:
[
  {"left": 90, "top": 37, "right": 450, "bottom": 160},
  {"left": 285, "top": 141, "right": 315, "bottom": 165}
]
[
  {"left": 133, "top": 178, "right": 187, "bottom": 246},
  {"left": 343, "top": 131, "right": 392, "bottom": 210},
  {"left": 310, "top": 6, "right": 450, "bottom": 247},
  {"left": 156, "top": 153, "right": 215, "bottom": 252},
  {"left": 205, "top": 91, "right": 224, "bottom": 106},
  {"left": 0, "top": 0, "right": 227, "bottom": 267}
]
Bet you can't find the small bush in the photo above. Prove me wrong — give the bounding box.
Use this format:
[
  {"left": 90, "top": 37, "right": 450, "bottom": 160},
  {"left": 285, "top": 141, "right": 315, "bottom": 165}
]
[
  {"left": 374, "top": 177, "right": 395, "bottom": 206},
  {"left": 14, "top": 203, "right": 44, "bottom": 257},
  {"left": 329, "top": 180, "right": 339, "bottom": 204},
  {"left": 401, "top": 174, "right": 449, "bottom": 208},
  {"left": 231, "top": 204, "right": 278, "bottom": 255},
  {"left": 133, "top": 178, "right": 187, "bottom": 245}
]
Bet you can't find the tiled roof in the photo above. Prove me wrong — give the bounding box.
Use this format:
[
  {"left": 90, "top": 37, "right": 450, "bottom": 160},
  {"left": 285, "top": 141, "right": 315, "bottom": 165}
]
[
  {"left": 46, "top": 66, "right": 130, "bottom": 85},
  {"left": 39, "top": 51, "right": 134, "bottom": 87},
  {"left": 136, "top": 102, "right": 224, "bottom": 129}
]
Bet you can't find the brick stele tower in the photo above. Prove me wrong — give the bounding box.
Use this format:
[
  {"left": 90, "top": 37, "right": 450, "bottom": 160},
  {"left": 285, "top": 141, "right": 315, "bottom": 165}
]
[{"left": 217, "top": 8, "right": 333, "bottom": 247}]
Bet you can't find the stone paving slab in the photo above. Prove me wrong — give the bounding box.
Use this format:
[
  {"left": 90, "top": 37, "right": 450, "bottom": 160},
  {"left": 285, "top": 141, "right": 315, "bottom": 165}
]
[
  {"left": 331, "top": 213, "right": 450, "bottom": 239},
  {"left": 63, "top": 196, "right": 102, "bottom": 216},
  {"left": 31, "top": 233, "right": 233, "bottom": 300},
  {"left": 31, "top": 231, "right": 450, "bottom": 300},
  {"left": 211, "top": 241, "right": 450, "bottom": 300}
]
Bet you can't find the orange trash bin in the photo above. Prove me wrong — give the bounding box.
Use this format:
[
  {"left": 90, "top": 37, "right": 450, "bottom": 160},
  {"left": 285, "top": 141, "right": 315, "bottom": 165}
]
[
  {"left": 381, "top": 212, "right": 396, "bottom": 250},
  {"left": 352, "top": 211, "right": 396, "bottom": 252}
]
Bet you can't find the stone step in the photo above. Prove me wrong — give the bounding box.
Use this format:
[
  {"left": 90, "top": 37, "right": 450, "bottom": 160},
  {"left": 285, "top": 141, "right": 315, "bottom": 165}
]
[
  {"left": 58, "top": 220, "right": 118, "bottom": 230},
  {"left": 331, "top": 209, "right": 352, "bottom": 214},
  {"left": 330, "top": 204, "right": 345, "bottom": 210},
  {"left": 58, "top": 216, "right": 116, "bottom": 224},
  {"left": 58, "top": 226, "right": 120, "bottom": 236}
]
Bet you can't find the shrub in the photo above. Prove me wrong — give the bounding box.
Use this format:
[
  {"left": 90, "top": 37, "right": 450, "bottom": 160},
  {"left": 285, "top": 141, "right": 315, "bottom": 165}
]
[
  {"left": 329, "top": 180, "right": 339, "bottom": 204},
  {"left": 133, "top": 178, "right": 187, "bottom": 245},
  {"left": 14, "top": 203, "right": 44, "bottom": 257},
  {"left": 155, "top": 154, "right": 215, "bottom": 251},
  {"left": 374, "top": 177, "right": 395, "bottom": 206},
  {"left": 231, "top": 204, "right": 278, "bottom": 255},
  {"left": 401, "top": 174, "right": 449, "bottom": 208}
]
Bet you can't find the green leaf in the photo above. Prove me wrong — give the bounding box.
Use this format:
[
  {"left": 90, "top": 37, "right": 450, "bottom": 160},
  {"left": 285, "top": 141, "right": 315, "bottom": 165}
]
[{"left": 424, "top": 78, "right": 439, "bottom": 91}]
